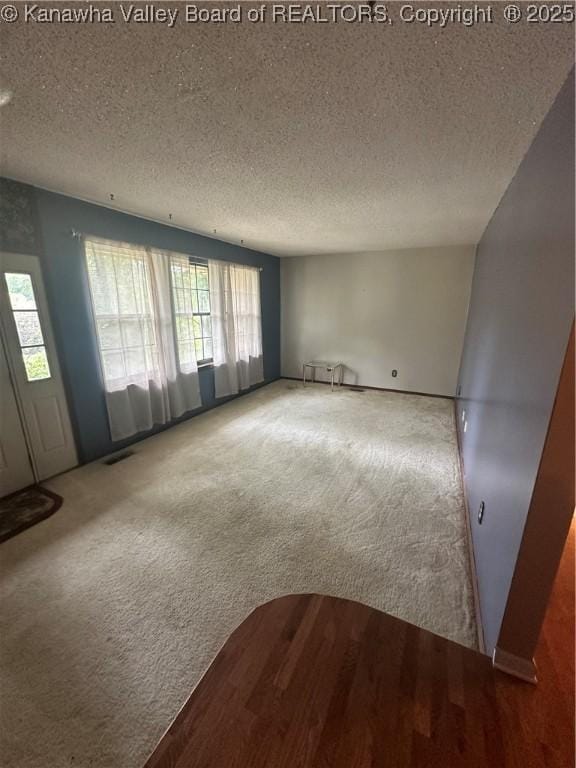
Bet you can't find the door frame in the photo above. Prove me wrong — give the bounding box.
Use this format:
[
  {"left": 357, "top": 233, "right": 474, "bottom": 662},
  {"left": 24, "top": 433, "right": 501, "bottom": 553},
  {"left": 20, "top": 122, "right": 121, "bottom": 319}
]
[
  {"left": 0, "top": 251, "right": 78, "bottom": 483},
  {"left": 0, "top": 273, "right": 40, "bottom": 482},
  {"left": 0, "top": 328, "right": 37, "bottom": 495}
]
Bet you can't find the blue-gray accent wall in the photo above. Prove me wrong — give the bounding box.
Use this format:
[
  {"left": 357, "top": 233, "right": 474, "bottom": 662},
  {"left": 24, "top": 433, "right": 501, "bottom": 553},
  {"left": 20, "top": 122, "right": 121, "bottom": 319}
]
[
  {"left": 456, "top": 71, "right": 575, "bottom": 654},
  {"left": 0, "top": 180, "right": 281, "bottom": 464}
]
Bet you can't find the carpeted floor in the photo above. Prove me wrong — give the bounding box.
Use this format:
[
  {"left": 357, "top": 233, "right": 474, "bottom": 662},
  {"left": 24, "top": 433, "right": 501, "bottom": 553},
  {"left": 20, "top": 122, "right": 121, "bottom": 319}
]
[{"left": 0, "top": 380, "right": 476, "bottom": 768}]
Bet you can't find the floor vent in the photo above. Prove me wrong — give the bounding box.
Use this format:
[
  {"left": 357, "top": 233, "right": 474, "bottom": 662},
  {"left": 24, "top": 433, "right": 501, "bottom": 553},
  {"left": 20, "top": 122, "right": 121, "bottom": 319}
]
[{"left": 103, "top": 450, "right": 134, "bottom": 466}]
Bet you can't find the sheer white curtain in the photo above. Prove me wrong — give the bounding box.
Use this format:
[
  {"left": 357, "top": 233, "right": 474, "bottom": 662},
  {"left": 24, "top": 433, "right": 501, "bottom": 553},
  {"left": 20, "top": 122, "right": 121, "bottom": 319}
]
[
  {"left": 85, "top": 238, "right": 201, "bottom": 441},
  {"left": 209, "top": 260, "right": 264, "bottom": 398}
]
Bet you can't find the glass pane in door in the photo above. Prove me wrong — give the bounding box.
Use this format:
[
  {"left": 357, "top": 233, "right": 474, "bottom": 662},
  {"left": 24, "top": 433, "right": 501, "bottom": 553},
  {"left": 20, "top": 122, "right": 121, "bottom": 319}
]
[{"left": 5, "top": 273, "right": 51, "bottom": 382}]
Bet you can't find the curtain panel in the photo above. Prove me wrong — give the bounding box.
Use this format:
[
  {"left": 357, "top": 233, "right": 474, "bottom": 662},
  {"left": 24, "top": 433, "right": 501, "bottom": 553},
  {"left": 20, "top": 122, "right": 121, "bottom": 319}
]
[
  {"left": 209, "top": 260, "right": 264, "bottom": 398},
  {"left": 84, "top": 238, "right": 202, "bottom": 441}
]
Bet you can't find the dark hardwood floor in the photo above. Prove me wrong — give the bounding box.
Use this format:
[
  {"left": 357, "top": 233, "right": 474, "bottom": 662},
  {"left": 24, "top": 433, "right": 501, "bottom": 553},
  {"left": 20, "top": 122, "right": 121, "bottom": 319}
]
[{"left": 144, "top": 522, "right": 575, "bottom": 768}]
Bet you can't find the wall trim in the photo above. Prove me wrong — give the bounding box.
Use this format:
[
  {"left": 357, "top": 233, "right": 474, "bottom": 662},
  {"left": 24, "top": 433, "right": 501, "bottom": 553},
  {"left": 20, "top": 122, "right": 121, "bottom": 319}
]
[
  {"left": 454, "top": 400, "right": 486, "bottom": 654},
  {"left": 281, "top": 376, "right": 454, "bottom": 401},
  {"left": 492, "top": 647, "right": 538, "bottom": 684}
]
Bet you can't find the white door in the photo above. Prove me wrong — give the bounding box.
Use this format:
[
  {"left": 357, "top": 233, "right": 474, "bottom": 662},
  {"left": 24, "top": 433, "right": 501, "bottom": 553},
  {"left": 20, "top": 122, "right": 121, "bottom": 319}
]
[
  {"left": 0, "top": 334, "right": 35, "bottom": 496},
  {"left": 0, "top": 252, "right": 77, "bottom": 483}
]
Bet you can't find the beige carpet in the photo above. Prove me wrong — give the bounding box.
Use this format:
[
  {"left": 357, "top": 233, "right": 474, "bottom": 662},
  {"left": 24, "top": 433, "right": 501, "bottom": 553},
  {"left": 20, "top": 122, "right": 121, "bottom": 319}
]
[{"left": 0, "top": 380, "right": 476, "bottom": 768}]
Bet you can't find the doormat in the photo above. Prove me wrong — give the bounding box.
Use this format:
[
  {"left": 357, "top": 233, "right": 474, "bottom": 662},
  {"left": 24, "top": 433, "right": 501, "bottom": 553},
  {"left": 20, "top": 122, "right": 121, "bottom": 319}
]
[{"left": 0, "top": 486, "right": 63, "bottom": 544}]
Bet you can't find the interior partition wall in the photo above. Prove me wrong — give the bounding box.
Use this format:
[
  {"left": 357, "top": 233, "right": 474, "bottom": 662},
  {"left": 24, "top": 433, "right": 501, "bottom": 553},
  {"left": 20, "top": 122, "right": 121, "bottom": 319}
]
[{"left": 455, "top": 70, "right": 575, "bottom": 657}]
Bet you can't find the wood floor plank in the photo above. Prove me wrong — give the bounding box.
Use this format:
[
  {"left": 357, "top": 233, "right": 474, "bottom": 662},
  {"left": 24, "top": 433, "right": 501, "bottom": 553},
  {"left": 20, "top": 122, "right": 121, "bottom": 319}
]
[{"left": 143, "top": 527, "right": 575, "bottom": 768}]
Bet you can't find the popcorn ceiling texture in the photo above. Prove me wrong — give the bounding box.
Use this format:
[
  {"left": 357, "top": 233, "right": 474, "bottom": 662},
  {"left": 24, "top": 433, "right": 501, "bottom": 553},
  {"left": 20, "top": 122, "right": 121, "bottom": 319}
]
[
  {"left": 0, "top": 381, "right": 476, "bottom": 768},
  {"left": 0, "top": 8, "right": 573, "bottom": 256}
]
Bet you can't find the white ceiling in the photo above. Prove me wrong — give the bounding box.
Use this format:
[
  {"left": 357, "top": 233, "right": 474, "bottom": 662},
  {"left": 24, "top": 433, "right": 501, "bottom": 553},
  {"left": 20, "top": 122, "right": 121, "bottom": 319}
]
[{"left": 0, "top": 5, "right": 573, "bottom": 256}]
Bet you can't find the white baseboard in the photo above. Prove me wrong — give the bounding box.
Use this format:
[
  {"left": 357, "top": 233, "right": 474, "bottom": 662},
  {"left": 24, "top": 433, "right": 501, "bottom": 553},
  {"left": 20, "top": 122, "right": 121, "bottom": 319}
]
[{"left": 492, "top": 647, "right": 538, "bottom": 684}]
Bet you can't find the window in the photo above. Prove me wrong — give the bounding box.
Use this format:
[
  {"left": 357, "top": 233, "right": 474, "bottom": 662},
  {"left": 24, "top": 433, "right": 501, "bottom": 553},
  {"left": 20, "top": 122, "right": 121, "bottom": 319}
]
[
  {"left": 83, "top": 236, "right": 264, "bottom": 440},
  {"left": 84, "top": 238, "right": 206, "bottom": 441},
  {"left": 209, "top": 260, "right": 264, "bottom": 397},
  {"left": 85, "top": 239, "right": 160, "bottom": 392},
  {"left": 227, "top": 263, "right": 262, "bottom": 358},
  {"left": 5, "top": 273, "right": 51, "bottom": 382},
  {"left": 170, "top": 259, "right": 213, "bottom": 367}
]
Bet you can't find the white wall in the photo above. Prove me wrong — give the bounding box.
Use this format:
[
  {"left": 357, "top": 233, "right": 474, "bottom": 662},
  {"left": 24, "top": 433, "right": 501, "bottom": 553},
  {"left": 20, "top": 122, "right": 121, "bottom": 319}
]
[{"left": 281, "top": 246, "right": 475, "bottom": 396}]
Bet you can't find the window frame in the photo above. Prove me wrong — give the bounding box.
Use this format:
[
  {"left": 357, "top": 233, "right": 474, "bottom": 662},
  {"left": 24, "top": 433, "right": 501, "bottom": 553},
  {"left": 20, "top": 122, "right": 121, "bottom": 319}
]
[{"left": 169, "top": 258, "right": 214, "bottom": 369}]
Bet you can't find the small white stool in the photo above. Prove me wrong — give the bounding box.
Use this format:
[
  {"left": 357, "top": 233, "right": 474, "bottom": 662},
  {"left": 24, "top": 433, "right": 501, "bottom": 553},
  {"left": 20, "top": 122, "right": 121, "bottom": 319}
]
[{"left": 302, "top": 361, "right": 344, "bottom": 391}]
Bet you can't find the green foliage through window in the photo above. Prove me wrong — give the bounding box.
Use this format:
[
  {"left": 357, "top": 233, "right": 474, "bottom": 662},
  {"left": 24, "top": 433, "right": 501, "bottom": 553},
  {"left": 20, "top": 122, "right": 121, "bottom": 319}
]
[{"left": 5, "top": 272, "right": 51, "bottom": 382}]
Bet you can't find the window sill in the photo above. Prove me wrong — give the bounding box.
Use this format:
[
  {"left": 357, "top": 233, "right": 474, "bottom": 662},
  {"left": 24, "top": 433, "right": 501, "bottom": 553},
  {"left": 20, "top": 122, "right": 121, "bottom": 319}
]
[{"left": 198, "top": 361, "right": 214, "bottom": 369}]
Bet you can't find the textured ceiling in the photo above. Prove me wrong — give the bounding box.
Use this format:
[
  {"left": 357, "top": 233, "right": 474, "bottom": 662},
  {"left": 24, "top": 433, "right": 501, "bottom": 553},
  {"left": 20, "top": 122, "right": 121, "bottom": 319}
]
[{"left": 0, "top": 3, "right": 573, "bottom": 256}]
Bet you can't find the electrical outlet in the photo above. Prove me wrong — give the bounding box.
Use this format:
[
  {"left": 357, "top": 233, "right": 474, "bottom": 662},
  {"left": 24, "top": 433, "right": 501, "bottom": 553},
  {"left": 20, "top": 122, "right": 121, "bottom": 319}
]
[
  {"left": 478, "top": 501, "right": 485, "bottom": 524},
  {"left": 391, "top": 369, "right": 398, "bottom": 378}
]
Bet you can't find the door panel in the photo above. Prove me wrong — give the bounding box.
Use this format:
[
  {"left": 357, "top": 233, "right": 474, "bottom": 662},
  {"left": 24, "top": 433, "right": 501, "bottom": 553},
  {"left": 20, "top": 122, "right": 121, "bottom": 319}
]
[
  {"left": 0, "top": 252, "right": 77, "bottom": 481},
  {"left": 32, "top": 396, "right": 67, "bottom": 451},
  {"left": 0, "top": 334, "right": 34, "bottom": 496}
]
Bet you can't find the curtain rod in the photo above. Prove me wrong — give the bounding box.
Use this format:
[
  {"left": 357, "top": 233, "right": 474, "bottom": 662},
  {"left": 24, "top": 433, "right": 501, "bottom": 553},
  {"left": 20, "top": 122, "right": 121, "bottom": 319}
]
[{"left": 69, "top": 230, "right": 264, "bottom": 271}]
